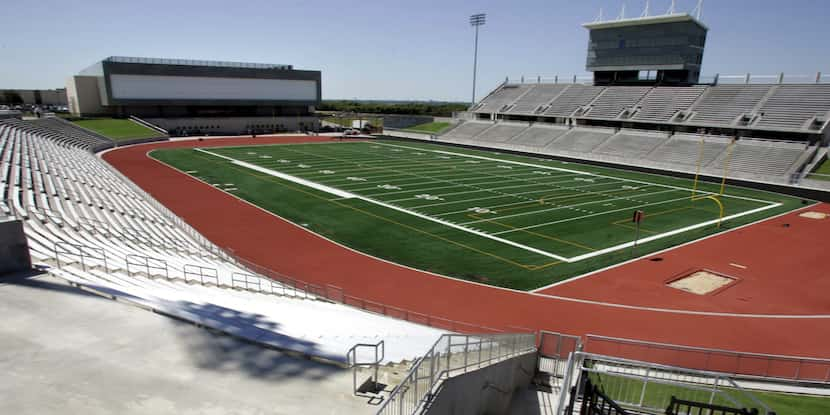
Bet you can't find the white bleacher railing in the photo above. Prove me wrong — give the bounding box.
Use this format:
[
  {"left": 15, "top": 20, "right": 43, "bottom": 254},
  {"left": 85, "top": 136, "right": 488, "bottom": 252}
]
[
  {"left": 376, "top": 332, "right": 537, "bottom": 415},
  {"left": 584, "top": 335, "right": 830, "bottom": 384},
  {"left": 507, "top": 72, "right": 829, "bottom": 85}
]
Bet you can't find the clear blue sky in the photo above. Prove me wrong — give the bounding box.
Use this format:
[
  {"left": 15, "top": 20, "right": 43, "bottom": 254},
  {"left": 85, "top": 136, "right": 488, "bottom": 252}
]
[{"left": 2, "top": 0, "right": 827, "bottom": 101}]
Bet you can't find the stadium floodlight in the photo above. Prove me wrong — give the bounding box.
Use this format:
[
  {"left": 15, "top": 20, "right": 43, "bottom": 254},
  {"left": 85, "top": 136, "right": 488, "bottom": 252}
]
[{"left": 469, "top": 13, "right": 486, "bottom": 106}]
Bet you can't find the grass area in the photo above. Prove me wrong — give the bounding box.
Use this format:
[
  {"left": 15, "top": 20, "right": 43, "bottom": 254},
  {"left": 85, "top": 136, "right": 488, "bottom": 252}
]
[
  {"left": 589, "top": 371, "right": 830, "bottom": 415},
  {"left": 73, "top": 118, "right": 163, "bottom": 141},
  {"left": 151, "top": 139, "right": 805, "bottom": 290},
  {"left": 401, "top": 121, "right": 451, "bottom": 134},
  {"left": 806, "top": 156, "right": 830, "bottom": 181}
]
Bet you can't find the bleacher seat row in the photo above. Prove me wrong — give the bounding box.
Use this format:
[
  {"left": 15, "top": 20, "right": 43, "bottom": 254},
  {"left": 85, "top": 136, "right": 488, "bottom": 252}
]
[
  {"left": 5, "top": 118, "right": 114, "bottom": 151},
  {"left": 474, "top": 83, "right": 830, "bottom": 132},
  {"left": 0, "top": 119, "right": 442, "bottom": 364},
  {"left": 438, "top": 120, "right": 812, "bottom": 181}
]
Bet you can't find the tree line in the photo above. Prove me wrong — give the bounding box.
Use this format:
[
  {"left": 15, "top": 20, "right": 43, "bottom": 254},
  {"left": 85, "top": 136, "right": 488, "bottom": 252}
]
[{"left": 317, "top": 100, "right": 468, "bottom": 117}]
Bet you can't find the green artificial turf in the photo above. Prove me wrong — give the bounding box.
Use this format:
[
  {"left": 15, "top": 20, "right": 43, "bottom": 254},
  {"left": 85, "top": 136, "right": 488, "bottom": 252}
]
[
  {"left": 589, "top": 370, "right": 830, "bottom": 415},
  {"left": 151, "top": 139, "right": 806, "bottom": 290},
  {"left": 806, "top": 156, "right": 830, "bottom": 181},
  {"left": 73, "top": 118, "right": 163, "bottom": 141},
  {"left": 401, "top": 121, "right": 451, "bottom": 134}
]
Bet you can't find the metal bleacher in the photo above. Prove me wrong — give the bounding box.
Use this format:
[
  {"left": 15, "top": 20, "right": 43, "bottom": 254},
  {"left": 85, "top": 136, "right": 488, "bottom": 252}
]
[
  {"left": 632, "top": 86, "right": 708, "bottom": 122},
  {"left": 582, "top": 86, "right": 651, "bottom": 119},
  {"left": 546, "top": 127, "right": 615, "bottom": 153},
  {"left": 754, "top": 84, "right": 830, "bottom": 131},
  {"left": 543, "top": 85, "right": 605, "bottom": 117},
  {"left": 593, "top": 129, "right": 669, "bottom": 158},
  {"left": 473, "top": 84, "right": 533, "bottom": 113},
  {"left": 709, "top": 138, "right": 809, "bottom": 176},
  {"left": 474, "top": 122, "right": 529, "bottom": 143},
  {"left": 436, "top": 79, "right": 830, "bottom": 184},
  {"left": 1, "top": 119, "right": 445, "bottom": 365},
  {"left": 507, "top": 84, "right": 570, "bottom": 115},
  {"left": 687, "top": 85, "right": 773, "bottom": 126},
  {"left": 509, "top": 124, "right": 571, "bottom": 147},
  {"left": 442, "top": 120, "right": 494, "bottom": 140},
  {"left": 647, "top": 133, "right": 732, "bottom": 166}
]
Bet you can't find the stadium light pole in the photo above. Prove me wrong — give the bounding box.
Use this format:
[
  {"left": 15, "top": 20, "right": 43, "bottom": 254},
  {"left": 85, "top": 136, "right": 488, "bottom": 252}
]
[{"left": 469, "top": 13, "right": 486, "bottom": 107}]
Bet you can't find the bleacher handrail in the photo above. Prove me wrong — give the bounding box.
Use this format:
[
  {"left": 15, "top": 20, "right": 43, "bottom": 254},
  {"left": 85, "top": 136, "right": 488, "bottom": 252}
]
[
  {"left": 376, "top": 332, "right": 536, "bottom": 415},
  {"left": 585, "top": 334, "right": 830, "bottom": 384},
  {"left": 183, "top": 263, "right": 219, "bottom": 285},
  {"left": 53, "top": 241, "right": 108, "bottom": 272},
  {"left": 125, "top": 253, "right": 169, "bottom": 279},
  {"left": 507, "top": 72, "right": 829, "bottom": 85},
  {"left": 558, "top": 351, "right": 774, "bottom": 415}
]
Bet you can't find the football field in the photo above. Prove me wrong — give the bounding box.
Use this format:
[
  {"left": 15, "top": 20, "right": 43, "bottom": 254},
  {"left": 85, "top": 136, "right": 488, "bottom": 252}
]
[{"left": 151, "top": 139, "right": 801, "bottom": 290}]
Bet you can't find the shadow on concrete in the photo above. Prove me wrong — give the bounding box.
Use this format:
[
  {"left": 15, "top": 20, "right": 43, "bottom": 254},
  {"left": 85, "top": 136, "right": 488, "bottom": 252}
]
[
  {"left": 0, "top": 269, "right": 102, "bottom": 299},
  {"left": 171, "top": 301, "right": 344, "bottom": 382},
  {"left": 3, "top": 271, "right": 347, "bottom": 384}
]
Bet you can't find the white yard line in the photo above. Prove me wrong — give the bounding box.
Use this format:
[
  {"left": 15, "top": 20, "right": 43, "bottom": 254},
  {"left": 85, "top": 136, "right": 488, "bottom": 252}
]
[
  {"left": 378, "top": 173, "right": 598, "bottom": 201},
  {"left": 431, "top": 185, "right": 653, "bottom": 217},
  {"left": 196, "top": 148, "right": 570, "bottom": 262},
  {"left": 462, "top": 188, "right": 682, "bottom": 225},
  {"left": 197, "top": 143, "right": 784, "bottom": 264},
  {"left": 374, "top": 142, "right": 779, "bottom": 205},
  {"left": 566, "top": 203, "right": 782, "bottom": 262},
  {"left": 491, "top": 195, "right": 694, "bottom": 235},
  {"left": 195, "top": 149, "right": 355, "bottom": 199},
  {"left": 410, "top": 180, "right": 627, "bottom": 209}
]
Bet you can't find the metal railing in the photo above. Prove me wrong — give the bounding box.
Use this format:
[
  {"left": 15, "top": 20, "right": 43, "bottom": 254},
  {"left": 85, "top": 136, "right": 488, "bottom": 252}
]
[
  {"left": 559, "top": 352, "right": 774, "bottom": 415},
  {"left": 538, "top": 330, "right": 583, "bottom": 379},
  {"left": 667, "top": 396, "right": 762, "bottom": 415},
  {"left": 183, "top": 264, "right": 219, "bottom": 285},
  {"left": 54, "top": 241, "right": 108, "bottom": 272},
  {"left": 231, "top": 272, "right": 262, "bottom": 291},
  {"left": 348, "top": 341, "right": 385, "bottom": 396},
  {"left": 229, "top": 252, "right": 500, "bottom": 333},
  {"left": 126, "top": 254, "right": 168, "bottom": 279},
  {"left": 376, "top": 332, "right": 536, "bottom": 415},
  {"left": 585, "top": 335, "right": 830, "bottom": 384},
  {"left": 506, "top": 72, "right": 829, "bottom": 85}
]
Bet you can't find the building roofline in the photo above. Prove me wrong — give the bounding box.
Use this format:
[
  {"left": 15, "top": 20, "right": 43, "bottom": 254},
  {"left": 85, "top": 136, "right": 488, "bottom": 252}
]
[
  {"left": 103, "top": 56, "right": 293, "bottom": 70},
  {"left": 583, "top": 13, "right": 708, "bottom": 31}
]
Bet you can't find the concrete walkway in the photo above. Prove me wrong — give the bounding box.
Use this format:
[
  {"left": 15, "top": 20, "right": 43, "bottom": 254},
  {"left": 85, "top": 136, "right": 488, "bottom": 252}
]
[{"left": 0, "top": 272, "right": 374, "bottom": 415}]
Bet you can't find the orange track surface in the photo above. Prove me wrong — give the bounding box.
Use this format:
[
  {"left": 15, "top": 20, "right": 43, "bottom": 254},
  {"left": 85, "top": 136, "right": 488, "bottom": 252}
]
[{"left": 103, "top": 136, "right": 830, "bottom": 360}]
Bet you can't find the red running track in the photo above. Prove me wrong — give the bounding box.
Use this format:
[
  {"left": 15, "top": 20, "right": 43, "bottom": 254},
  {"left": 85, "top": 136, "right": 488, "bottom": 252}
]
[
  {"left": 103, "top": 136, "right": 830, "bottom": 361},
  {"left": 538, "top": 203, "right": 830, "bottom": 316}
]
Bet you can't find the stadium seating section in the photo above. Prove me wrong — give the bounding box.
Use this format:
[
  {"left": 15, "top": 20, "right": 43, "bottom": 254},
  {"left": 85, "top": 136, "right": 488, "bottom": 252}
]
[
  {"left": 436, "top": 121, "right": 813, "bottom": 182},
  {"left": 475, "top": 83, "right": 830, "bottom": 132},
  {"left": 5, "top": 118, "right": 114, "bottom": 150},
  {"left": 440, "top": 82, "right": 830, "bottom": 183},
  {"left": 0, "top": 120, "right": 440, "bottom": 364}
]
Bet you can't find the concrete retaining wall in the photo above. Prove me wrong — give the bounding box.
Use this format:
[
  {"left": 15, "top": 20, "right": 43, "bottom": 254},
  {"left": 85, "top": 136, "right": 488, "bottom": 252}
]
[
  {"left": 425, "top": 352, "right": 536, "bottom": 415},
  {"left": 0, "top": 219, "right": 31, "bottom": 275}
]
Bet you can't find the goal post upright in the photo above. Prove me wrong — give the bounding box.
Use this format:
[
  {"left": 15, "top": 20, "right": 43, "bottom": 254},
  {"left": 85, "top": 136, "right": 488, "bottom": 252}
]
[
  {"left": 719, "top": 139, "right": 736, "bottom": 196},
  {"left": 690, "top": 136, "right": 706, "bottom": 200},
  {"left": 690, "top": 136, "right": 728, "bottom": 228}
]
